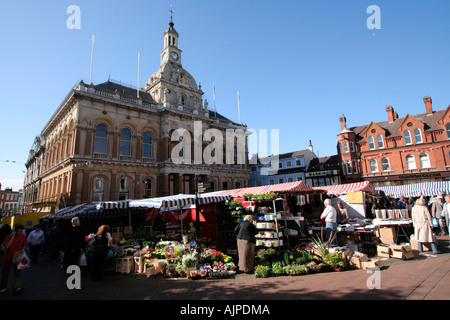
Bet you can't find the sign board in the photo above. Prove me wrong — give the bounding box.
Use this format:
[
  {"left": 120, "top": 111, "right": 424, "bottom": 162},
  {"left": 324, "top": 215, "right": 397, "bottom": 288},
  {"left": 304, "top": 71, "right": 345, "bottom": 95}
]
[
  {"left": 347, "top": 191, "right": 364, "bottom": 204},
  {"left": 197, "top": 182, "right": 211, "bottom": 194}
]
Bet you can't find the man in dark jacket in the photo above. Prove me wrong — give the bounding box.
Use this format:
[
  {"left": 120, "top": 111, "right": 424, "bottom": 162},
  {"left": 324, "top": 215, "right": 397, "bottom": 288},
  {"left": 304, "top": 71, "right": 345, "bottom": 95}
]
[
  {"left": 61, "top": 217, "right": 86, "bottom": 271},
  {"left": 234, "top": 215, "right": 257, "bottom": 274}
]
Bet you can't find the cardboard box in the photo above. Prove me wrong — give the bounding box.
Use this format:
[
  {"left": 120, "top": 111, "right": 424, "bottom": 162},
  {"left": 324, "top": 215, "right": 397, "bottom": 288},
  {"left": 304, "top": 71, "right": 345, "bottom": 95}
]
[
  {"left": 348, "top": 256, "right": 362, "bottom": 269},
  {"left": 362, "top": 258, "right": 388, "bottom": 270},
  {"left": 389, "top": 244, "right": 415, "bottom": 260},
  {"left": 378, "top": 227, "right": 396, "bottom": 244},
  {"left": 352, "top": 251, "right": 369, "bottom": 262},
  {"left": 377, "top": 245, "right": 391, "bottom": 258}
]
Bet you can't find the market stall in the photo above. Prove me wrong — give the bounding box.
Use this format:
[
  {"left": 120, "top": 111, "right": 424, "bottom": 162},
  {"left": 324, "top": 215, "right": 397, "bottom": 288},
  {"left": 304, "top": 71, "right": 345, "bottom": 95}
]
[
  {"left": 128, "top": 193, "right": 232, "bottom": 244},
  {"left": 313, "top": 181, "right": 376, "bottom": 219},
  {"left": 375, "top": 181, "right": 450, "bottom": 197}
]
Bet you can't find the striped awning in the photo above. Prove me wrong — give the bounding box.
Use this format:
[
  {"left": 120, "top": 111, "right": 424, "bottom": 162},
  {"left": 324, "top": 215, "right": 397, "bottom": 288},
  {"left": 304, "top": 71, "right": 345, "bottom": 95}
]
[
  {"left": 312, "top": 181, "right": 375, "bottom": 195},
  {"left": 96, "top": 200, "right": 130, "bottom": 210},
  {"left": 376, "top": 181, "right": 450, "bottom": 198},
  {"left": 129, "top": 193, "right": 232, "bottom": 209},
  {"left": 54, "top": 203, "right": 87, "bottom": 220},
  {"left": 217, "top": 181, "right": 314, "bottom": 197}
]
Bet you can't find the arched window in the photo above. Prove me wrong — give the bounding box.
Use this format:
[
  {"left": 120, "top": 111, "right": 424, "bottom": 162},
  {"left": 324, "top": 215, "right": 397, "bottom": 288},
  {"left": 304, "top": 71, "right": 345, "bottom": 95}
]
[
  {"left": 414, "top": 128, "right": 423, "bottom": 144},
  {"left": 142, "top": 131, "right": 153, "bottom": 158},
  {"left": 120, "top": 128, "right": 132, "bottom": 156},
  {"left": 404, "top": 130, "right": 412, "bottom": 145},
  {"left": 377, "top": 135, "right": 384, "bottom": 149},
  {"left": 368, "top": 136, "right": 375, "bottom": 150},
  {"left": 381, "top": 157, "right": 390, "bottom": 171},
  {"left": 419, "top": 153, "right": 430, "bottom": 168},
  {"left": 94, "top": 123, "right": 108, "bottom": 154},
  {"left": 406, "top": 154, "right": 416, "bottom": 170},
  {"left": 369, "top": 159, "right": 378, "bottom": 172}
]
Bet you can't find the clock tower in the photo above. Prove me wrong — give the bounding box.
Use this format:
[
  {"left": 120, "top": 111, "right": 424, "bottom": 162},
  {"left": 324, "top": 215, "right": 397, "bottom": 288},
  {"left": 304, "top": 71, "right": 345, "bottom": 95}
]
[
  {"left": 160, "top": 17, "right": 182, "bottom": 66},
  {"left": 145, "top": 14, "right": 205, "bottom": 112}
]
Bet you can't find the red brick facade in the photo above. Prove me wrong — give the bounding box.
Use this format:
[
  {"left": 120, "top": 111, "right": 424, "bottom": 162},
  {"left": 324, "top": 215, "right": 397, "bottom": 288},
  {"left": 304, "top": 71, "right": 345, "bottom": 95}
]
[{"left": 337, "top": 96, "right": 450, "bottom": 187}]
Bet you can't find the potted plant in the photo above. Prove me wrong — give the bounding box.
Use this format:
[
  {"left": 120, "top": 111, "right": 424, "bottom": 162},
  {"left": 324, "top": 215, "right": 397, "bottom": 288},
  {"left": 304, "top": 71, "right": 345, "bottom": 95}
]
[
  {"left": 271, "top": 263, "right": 284, "bottom": 277},
  {"left": 160, "top": 262, "right": 168, "bottom": 275},
  {"left": 289, "top": 264, "right": 308, "bottom": 276},
  {"left": 167, "top": 263, "right": 176, "bottom": 278},
  {"left": 323, "top": 252, "right": 345, "bottom": 271},
  {"left": 176, "top": 263, "right": 187, "bottom": 278},
  {"left": 254, "top": 265, "right": 271, "bottom": 278}
]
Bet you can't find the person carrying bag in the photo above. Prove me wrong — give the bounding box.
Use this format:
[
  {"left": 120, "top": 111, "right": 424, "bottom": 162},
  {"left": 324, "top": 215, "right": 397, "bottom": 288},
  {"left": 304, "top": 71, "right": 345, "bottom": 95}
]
[{"left": 0, "top": 223, "right": 28, "bottom": 294}]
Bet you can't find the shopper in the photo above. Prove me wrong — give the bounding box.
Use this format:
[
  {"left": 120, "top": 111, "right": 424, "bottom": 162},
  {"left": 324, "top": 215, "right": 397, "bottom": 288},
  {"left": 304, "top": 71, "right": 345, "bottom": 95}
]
[
  {"left": 90, "top": 225, "right": 110, "bottom": 282},
  {"left": 320, "top": 199, "right": 338, "bottom": 246},
  {"left": 27, "top": 224, "right": 45, "bottom": 264},
  {"left": 432, "top": 196, "right": 446, "bottom": 235},
  {"left": 336, "top": 201, "right": 349, "bottom": 224},
  {"left": 234, "top": 215, "right": 257, "bottom": 274},
  {"left": 0, "top": 223, "right": 28, "bottom": 294},
  {"left": 412, "top": 198, "right": 440, "bottom": 254},
  {"left": 61, "top": 217, "right": 86, "bottom": 271},
  {"left": 440, "top": 195, "right": 450, "bottom": 240},
  {"left": 397, "top": 196, "right": 407, "bottom": 210}
]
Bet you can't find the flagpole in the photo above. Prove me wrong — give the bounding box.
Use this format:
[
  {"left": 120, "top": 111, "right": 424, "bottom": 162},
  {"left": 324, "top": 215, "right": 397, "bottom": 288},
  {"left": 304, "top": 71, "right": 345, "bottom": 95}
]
[
  {"left": 237, "top": 90, "right": 241, "bottom": 124},
  {"left": 137, "top": 51, "right": 140, "bottom": 98},
  {"left": 90, "top": 33, "right": 95, "bottom": 84},
  {"left": 213, "top": 81, "right": 217, "bottom": 118}
]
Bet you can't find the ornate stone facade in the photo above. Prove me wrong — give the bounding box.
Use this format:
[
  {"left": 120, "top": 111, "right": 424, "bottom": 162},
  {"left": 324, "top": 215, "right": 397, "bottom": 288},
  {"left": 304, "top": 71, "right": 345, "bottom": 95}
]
[{"left": 23, "top": 19, "right": 249, "bottom": 213}]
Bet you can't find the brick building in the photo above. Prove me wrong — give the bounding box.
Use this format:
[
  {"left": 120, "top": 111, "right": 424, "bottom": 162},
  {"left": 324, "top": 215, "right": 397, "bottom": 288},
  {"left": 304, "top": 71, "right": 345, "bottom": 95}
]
[{"left": 337, "top": 96, "right": 450, "bottom": 187}]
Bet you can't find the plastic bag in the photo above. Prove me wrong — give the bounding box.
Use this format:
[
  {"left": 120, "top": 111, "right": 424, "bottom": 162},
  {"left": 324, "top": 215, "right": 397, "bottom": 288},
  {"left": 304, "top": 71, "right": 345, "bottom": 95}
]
[
  {"left": 79, "top": 253, "right": 87, "bottom": 266},
  {"left": 17, "top": 251, "right": 30, "bottom": 270},
  {"left": 432, "top": 217, "right": 439, "bottom": 228}
]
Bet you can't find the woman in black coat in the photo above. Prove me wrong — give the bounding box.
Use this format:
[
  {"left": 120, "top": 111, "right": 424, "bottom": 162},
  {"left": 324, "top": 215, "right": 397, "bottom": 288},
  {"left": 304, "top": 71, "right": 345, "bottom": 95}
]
[
  {"left": 234, "top": 215, "right": 257, "bottom": 274},
  {"left": 90, "top": 225, "right": 110, "bottom": 281}
]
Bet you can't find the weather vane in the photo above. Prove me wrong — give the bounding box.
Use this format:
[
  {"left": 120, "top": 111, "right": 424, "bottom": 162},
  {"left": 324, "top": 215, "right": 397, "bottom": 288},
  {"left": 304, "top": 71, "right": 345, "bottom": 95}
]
[{"left": 169, "top": 5, "right": 174, "bottom": 21}]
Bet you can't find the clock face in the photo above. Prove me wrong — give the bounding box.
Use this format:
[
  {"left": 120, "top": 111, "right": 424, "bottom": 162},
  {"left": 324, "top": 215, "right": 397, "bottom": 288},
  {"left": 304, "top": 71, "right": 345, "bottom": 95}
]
[
  {"left": 171, "top": 52, "right": 179, "bottom": 61},
  {"left": 162, "top": 52, "right": 168, "bottom": 62}
]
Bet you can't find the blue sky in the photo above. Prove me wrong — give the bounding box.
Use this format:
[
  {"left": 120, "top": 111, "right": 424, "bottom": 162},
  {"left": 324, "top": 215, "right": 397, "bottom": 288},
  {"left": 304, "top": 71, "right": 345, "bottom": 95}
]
[{"left": 1, "top": 0, "right": 450, "bottom": 191}]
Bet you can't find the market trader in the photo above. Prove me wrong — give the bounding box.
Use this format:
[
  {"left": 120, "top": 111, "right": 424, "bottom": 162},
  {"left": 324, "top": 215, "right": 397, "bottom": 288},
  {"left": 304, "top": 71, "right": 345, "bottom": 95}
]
[{"left": 321, "top": 199, "right": 339, "bottom": 246}]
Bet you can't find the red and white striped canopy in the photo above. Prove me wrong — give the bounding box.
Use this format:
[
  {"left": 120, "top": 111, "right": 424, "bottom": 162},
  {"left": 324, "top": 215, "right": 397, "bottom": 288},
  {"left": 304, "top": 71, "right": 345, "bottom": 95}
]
[
  {"left": 54, "top": 203, "right": 87, "bottom": 220},
  {"left": 218, "top": 181, "right": 314, "bottom": 197},
  {"left": 312, "top": 181, "right": 375, "bottom": 195}
]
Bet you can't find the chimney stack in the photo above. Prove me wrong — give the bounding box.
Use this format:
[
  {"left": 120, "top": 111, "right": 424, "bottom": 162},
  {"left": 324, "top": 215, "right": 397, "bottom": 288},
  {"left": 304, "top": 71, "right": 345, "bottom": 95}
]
[
  {"left": 424, "top": 96, "right": 433, "bottom": 115},
  {"left": 386, "top": 105, "right": 396, "bottom": 122},
  {"left": 308, "top": 140, "right": 313, "bottom": 152},
  {"left": 339, "top": 114, "right": 347, "bottom": 131}
]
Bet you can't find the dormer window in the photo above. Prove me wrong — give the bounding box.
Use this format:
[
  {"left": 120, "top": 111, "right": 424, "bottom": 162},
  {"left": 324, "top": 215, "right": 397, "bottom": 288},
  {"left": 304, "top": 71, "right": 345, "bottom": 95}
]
[
  {"left": 368, "top": 136, "right": 375, "bottom": 150},
  {"left": 414, "top": 128, "right": 423, "bottom": 143},
  {"left": 376, "top": 135, "right": 384, "bottom": 149},
  {"left": 446, "top": 123, "right": 450, "bottom": 139},
  {"left": 404, "top": 130, "right": 412, "bottom": 145}
]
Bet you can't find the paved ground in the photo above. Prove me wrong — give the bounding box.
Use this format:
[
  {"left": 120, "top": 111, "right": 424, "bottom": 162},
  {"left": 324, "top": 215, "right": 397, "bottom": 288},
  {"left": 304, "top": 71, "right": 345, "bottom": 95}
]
[{"left": 1, "top": 236, "right": 449, "bottom": 305}]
